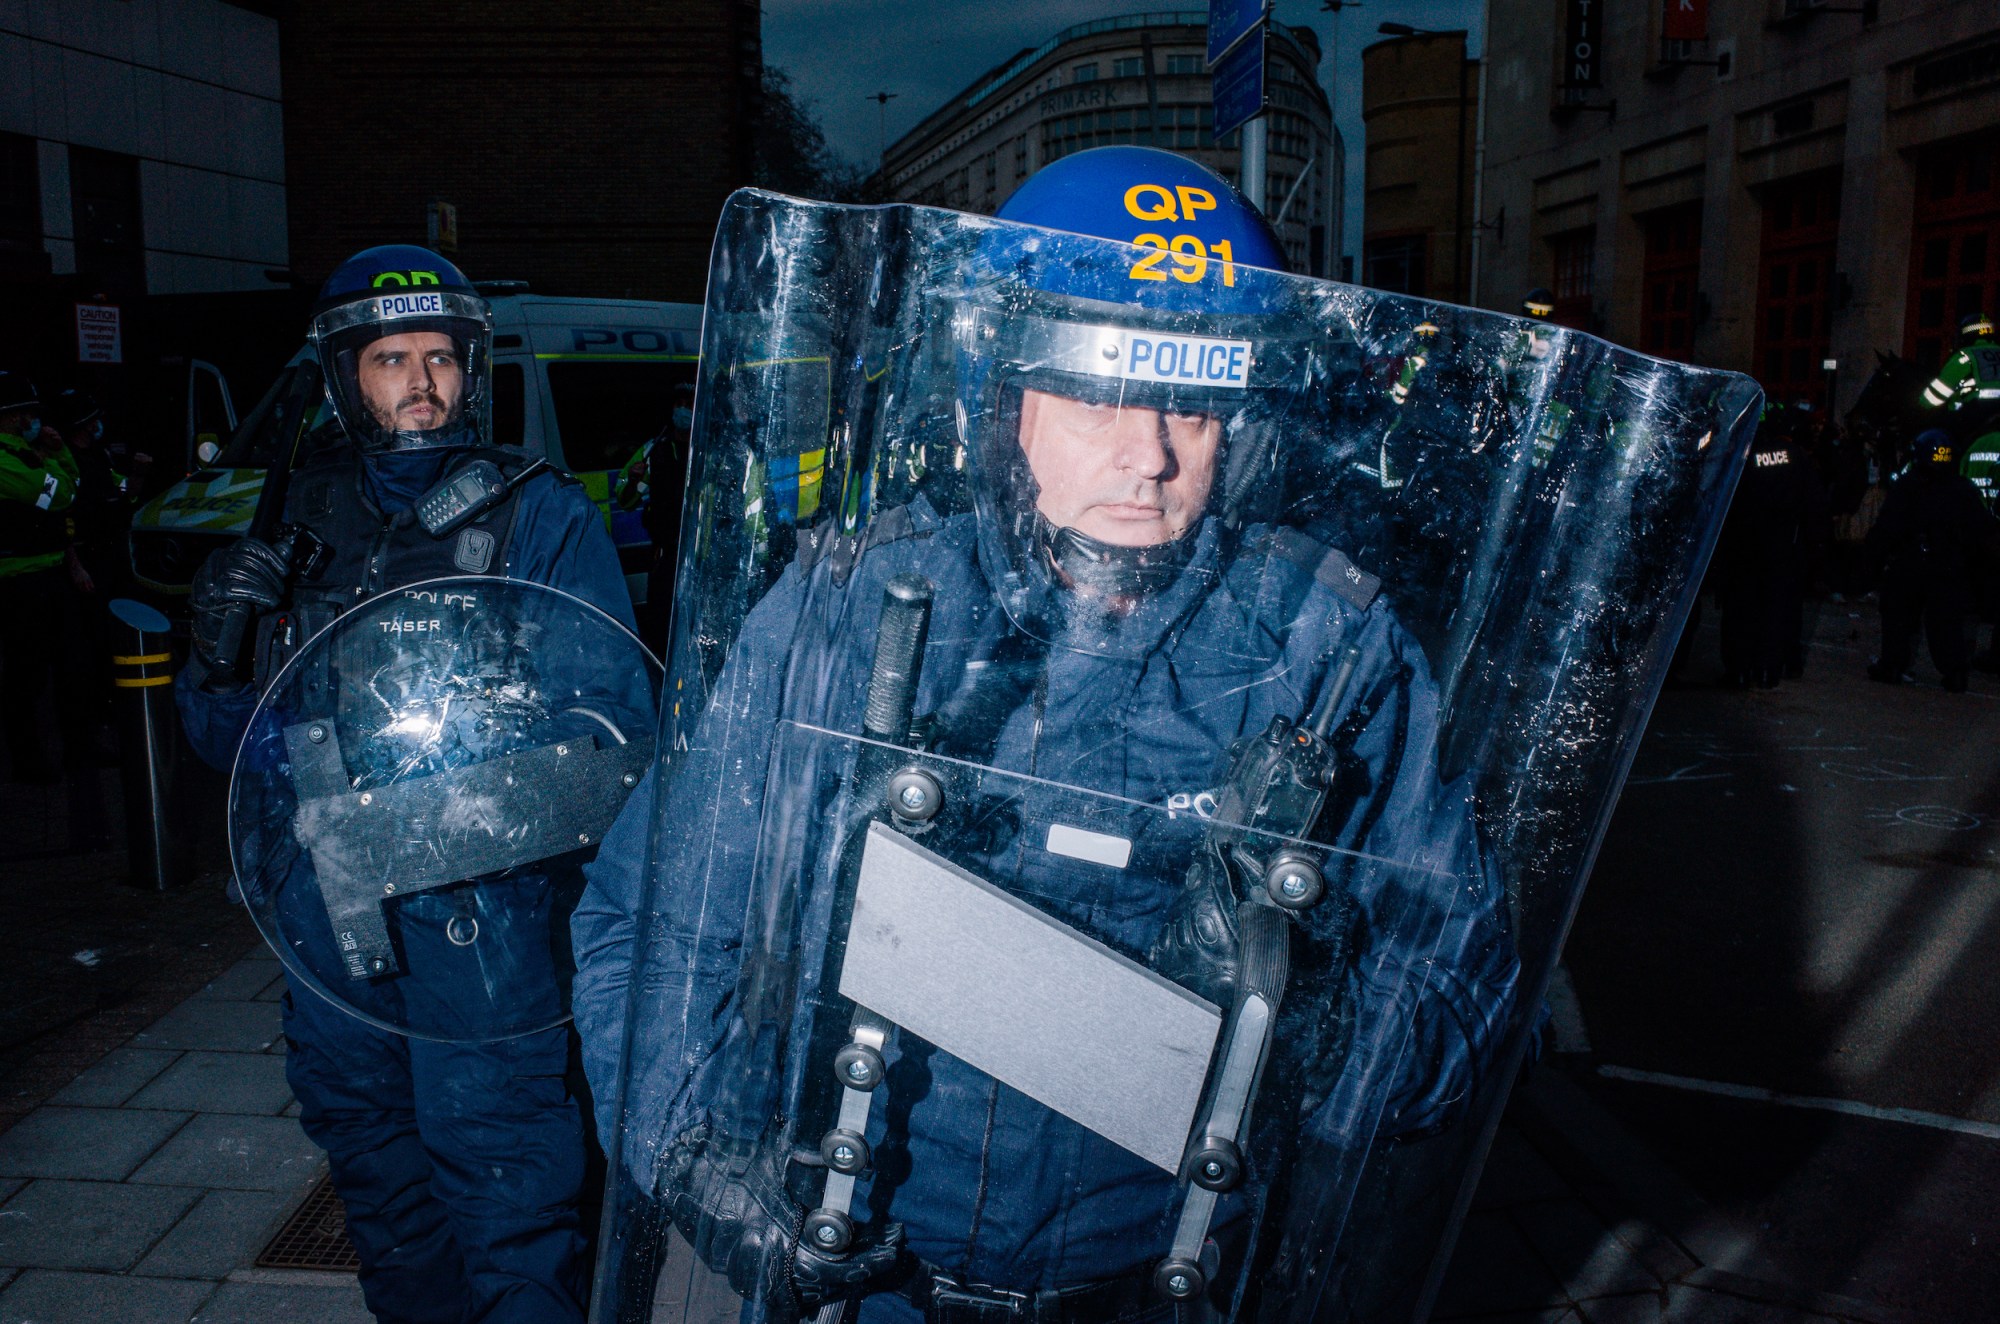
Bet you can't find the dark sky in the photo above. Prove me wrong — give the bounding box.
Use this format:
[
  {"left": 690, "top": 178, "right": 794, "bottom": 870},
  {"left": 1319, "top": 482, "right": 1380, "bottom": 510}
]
[{"left": 762, "top": 0, "right": 1486, "bottom": 267}]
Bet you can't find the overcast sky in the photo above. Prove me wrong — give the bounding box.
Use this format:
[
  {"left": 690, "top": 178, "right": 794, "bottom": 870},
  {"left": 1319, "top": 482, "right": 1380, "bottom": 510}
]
[{"left": 762, "top": 0, "right": 1486, "bottom": 269}]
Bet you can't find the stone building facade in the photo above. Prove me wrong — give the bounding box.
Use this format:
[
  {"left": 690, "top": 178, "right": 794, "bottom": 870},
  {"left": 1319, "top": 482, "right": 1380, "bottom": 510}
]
[
  {"left": 881, "top": 11, "right": 1342, "bottom": 278},
  {"left": 1478, "top": 0, "right": 2000, "bottom": 411},
  {"left": 1361, "top": 30, "right": 1481, "bottom": 303}
]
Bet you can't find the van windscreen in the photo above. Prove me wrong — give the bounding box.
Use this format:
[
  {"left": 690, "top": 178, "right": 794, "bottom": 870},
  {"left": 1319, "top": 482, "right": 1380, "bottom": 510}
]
[{"left": 545, "top": 359, "right": 695, "bottom": 473}]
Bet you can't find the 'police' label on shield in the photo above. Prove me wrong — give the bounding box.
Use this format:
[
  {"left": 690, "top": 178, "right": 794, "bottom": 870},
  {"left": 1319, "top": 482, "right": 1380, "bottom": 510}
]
[{"left": 1118, "top": 331, "right": 1251, "bottom": 390}]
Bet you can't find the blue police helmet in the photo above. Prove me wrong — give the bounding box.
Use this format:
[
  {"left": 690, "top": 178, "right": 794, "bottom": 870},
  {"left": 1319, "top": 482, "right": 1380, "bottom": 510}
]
[
  {"left": 955, "top": 148, "right": 1323, "bottom": 606},
  {"left": 310, "top": 245, "right": 492, "bottom": 453},
  {"left": 1915, "top": 427, "right": 1956, "bottom": 464}
]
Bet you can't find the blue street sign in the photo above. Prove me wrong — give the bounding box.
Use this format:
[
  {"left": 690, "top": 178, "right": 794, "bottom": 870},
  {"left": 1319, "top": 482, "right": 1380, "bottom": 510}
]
[
  {"left": 1211, "top": 29, "right": 1267, "bottom": 139},
  {"left": 1207, "top": 0, "right": 1266, "bottom": 67}
]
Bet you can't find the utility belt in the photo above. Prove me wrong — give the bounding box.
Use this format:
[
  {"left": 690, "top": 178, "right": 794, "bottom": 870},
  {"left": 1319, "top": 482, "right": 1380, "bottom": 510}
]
[{"left": 893, "top": 1262, "right": 1177, "bottom": 1324}]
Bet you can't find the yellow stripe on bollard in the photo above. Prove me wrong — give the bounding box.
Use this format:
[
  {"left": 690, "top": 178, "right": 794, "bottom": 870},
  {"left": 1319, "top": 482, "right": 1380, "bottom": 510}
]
[
  {"left": 114, "top": 676, "right": 174, "bottom": 688},
  {"left": 113, "top": 652, "right": 173, "bottom": 665}
]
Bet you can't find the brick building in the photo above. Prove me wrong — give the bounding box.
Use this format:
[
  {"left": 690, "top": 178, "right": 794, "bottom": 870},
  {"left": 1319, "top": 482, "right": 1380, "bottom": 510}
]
[
  {"left": 280, "top": 1, "right": 760, "bottom": 302},
  {"left": 1361, "top": 30, "right": 1480, "bottom": 302}
]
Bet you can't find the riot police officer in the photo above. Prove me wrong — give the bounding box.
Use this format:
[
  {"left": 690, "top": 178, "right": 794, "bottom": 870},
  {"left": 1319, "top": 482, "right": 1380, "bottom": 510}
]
[
  {"left": 573, "top": 149, "right": 1522, "bottom": 1323},
  {"left": 0, "top": 370, "right": 79, "bottom": 782},
  {"left": 1922, "top": 312, "right": 2000, "bottom": 509},
  {"left": 1867, "top": 428, "right": 2000, "bottom": 692},
  {"left": 177, "top": 246, "right": 632, "bottom": 1323}
]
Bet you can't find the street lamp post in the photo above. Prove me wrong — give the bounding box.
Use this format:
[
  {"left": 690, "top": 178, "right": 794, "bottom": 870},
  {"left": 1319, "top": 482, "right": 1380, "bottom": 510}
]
[{"left": 1379, "top": 22, "right": 1469, "bottom": 304}]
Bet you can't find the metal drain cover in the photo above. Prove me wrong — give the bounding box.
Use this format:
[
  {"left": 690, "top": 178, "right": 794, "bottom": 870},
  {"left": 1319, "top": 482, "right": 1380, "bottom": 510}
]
[{"left": 257, "top": 1174, "right": 361, "bottom": 1272}]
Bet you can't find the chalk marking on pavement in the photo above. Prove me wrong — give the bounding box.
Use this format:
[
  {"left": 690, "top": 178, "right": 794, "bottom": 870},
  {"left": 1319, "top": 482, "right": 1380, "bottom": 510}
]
[
  {"left": 1596, "top": 1065, "right": 2000, "bottom": 1141},
  {"left": 1626, "top": 764, "right": 1735, "bottom": 786}
]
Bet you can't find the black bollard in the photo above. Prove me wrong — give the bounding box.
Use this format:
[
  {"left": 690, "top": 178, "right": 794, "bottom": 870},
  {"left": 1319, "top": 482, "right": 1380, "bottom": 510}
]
[{"left": 108, "top": 598, "right": 180, "bottom": 890}]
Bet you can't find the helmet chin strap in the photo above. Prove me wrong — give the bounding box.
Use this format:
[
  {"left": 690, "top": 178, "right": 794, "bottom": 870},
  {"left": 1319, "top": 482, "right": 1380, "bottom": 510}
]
[{"left": 1034, "top": 512, "right": 1196, "bottom": 600}]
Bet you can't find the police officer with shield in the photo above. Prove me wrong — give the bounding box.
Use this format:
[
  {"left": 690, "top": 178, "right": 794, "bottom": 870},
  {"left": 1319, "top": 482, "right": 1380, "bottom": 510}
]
[
  {"left": 179, "top": 245, "right": 644, "bottom": 1323},
  {"left": 572, "top": 149, "right": 1524, "bottom": 1323}
]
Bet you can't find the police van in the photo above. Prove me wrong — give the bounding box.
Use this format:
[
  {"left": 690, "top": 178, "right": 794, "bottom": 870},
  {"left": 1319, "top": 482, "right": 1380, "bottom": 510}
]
[{"left": 128, "top": 287, "right": 701, "bottom": 607}]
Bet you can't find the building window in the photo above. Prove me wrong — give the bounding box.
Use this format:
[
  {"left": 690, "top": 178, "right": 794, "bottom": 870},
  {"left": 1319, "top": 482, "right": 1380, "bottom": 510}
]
[
  {"left": 1014, "top": 135, "right": 1029, "bottom": 180},
  {"left": 1638, "top": 201, "right": 1702, "bottom": 360},
  {"left": 0, "top": 132, "right": 40, "bottom": 254},
  {"left": 1548, "top": 229, "right": 1594, "bottom": 329},
  {"left": 1072, "top": 63, "right": 1098, "bottom": 83},
  {"left": 69, "top": 144, "right": 144, "bottom": 295},
  {"left": 1904, "top": 130, "right": 2000, "bottom": 375},
  {"left": 984, "top": 149, "right": 998, "bottom": 200},
  {"left": 1165, "top": 53, "right": 1203, "bottom": 74},
  {"left": 1042, "top": 105, "right": 1212, "bottom": 162},
  {"left": 1755, "top": 171, "right": 1841, "bottom": 407},
  {"left": 1113, "top": 56, "right": 1146, "bottom": 78},
  {"left": 1363, "top": 234, "right": 1426, "bottom": 295}
]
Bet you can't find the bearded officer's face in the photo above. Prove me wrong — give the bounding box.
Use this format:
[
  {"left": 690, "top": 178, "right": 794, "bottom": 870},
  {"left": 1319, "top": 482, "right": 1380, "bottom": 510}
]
[
  {"left": 1017, "top": 388, "right": 1220, "bottom": 548},
  {"left": 358, "top": 331, "right": 464, "bottom": 433}
]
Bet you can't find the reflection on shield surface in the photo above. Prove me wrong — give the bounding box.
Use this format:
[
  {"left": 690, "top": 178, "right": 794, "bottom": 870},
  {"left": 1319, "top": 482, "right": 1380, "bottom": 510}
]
[
  {"left": 578, "top": 189, "right": 1761, "bottom": 1324},
  {"left": 231, "top": 575, "right": 659, "bottom": 1043}
]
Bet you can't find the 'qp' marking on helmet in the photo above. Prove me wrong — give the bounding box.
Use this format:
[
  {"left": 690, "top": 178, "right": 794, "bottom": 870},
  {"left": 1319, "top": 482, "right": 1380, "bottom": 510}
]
[
  {"left": 370, "top": 270, "right": 441, "bottom": 288},
  {"left": 1122, "top": 183, "right": 1218, "bottom": 224}
]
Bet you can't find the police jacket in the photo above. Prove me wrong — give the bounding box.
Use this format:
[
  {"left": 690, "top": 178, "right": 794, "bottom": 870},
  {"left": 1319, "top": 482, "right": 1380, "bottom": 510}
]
[
  {"left": 571, "top": 500, "right": 1518, "bottom": 1295},
  {"left": 176, "top": 436, "right": 635, "bottom": 772},
  {"left": 0, "top": 431, "right": 78, "bottom": 577},
  {"left": 1867, "top": 461, "right": 2000, "bottom": 588}
]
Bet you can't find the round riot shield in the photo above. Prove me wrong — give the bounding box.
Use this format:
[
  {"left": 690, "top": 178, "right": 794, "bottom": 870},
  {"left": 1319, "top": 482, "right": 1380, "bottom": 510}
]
[
  {"left": 577, "top": 186, "right": 1761, "bottom": 1324},
  {"left": 231, "top": 576, "right": 659, "bottom": 1043}
]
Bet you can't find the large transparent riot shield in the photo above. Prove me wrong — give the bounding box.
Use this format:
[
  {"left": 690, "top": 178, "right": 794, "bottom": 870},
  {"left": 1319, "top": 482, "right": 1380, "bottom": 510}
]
[
  {"left": 577, "top": 191, "right": 1760, "bottom": 1323},
  {"left": 231, "top": 576, "right": 659, "bottom": 1042}
]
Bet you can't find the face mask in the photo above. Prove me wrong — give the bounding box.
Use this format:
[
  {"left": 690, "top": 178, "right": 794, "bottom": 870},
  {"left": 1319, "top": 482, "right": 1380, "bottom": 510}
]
[
  {"left": 673, "top": 406, "right": 693, "bottom": 431},
  {"left": 18, "top": 417, "right": 39, "bottom": 440}
]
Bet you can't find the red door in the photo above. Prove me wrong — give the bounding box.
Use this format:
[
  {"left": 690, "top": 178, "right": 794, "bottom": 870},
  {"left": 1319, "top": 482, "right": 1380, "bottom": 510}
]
[
  {"left": 1639, "top": 202, "right": 1702, "bottom": 360},
  {"left": 1905, "top": 131, "right": 2000, "bottom": 376},
  {"left": 1753, "top": 170, "right": 1841, "bottom": 409}
]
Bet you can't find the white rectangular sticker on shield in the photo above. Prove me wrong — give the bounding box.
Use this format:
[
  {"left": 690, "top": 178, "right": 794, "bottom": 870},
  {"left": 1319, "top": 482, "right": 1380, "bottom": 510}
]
[{"left": 839, "top": 821, "right": 1221, "bottom": 1172}]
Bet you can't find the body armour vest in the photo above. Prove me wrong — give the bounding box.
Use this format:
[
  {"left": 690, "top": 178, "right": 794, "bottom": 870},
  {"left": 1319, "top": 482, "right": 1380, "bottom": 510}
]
[
  {"left": 254, "top": 444, "right": 549, "bottom": 686},
  {"left": 0, "top": 436, "right": 69, "bottom": 561}
]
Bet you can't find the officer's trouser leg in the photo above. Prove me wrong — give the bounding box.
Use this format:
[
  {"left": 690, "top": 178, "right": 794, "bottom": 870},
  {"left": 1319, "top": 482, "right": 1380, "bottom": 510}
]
[
  {"left": 1877, "top": 589, "right": 1922, "bottom": 678},
  {"left": 281, "top": 980, "right": 471, "bottom": 1324},
  {"left": 411, "top": 1026, "right": 588, "bottom": 1324}
]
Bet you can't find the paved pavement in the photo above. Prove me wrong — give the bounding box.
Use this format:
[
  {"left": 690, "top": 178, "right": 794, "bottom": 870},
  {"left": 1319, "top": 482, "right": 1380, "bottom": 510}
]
[{"left": 0, "top": 943, "right": 370, "bottom": 1321}]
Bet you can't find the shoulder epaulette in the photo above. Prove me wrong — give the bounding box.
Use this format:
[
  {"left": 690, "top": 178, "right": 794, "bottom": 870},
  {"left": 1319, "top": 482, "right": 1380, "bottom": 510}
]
[{"left": 1269, "top": 526, "right": 1381, "bottom": 611}]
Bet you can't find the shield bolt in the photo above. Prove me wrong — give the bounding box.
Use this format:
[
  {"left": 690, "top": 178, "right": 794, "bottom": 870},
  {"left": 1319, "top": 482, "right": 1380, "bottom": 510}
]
[
  {"left": 307, "top": 724, "right": 327, "bottom": 744},
  {"left": 1153, "top": 1259, "right": 1204, "bottom": 1301},
  {"left": 834, "top": 1042, "right": 885, "bottom": 1090},
  {"left": 359, "top": 792, "right": 373, "bottom": 806},
  {"left": 803, "top": 1209, "right": 852, "bottom": 1254},
  {"left": 622, "top": 772, "right": 639, "bottom": 789},
  {"left": 1189, "top": 1135, "right": 1242, "bottom": 1191},
  {"left": 384, "top": 883, "right": 395, "bottom": 894},
  {"left": 368, "top": 957, "right": 388, "bottom": 975},
  {"left": 579, "top": 832, "right": 592, "bottom": 845},
  {"left": 557, "top": 744, "right": 568, "bottom": 756},
  {"left": 1263, "top": 851, "right": 1324, "bottom": 910},
  {"left": 887, "top": 767, "right": 943, "bottom": 824},
  {"left": 820, "top": 1128, "right": 870, "bottom": 1174}
]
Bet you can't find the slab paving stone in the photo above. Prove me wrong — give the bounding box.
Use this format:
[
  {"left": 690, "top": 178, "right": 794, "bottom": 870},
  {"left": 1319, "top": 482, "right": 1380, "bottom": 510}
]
[
  {"left": 1512, "top": 1201, "right": 1665, "bottom": 1301},
  {"left": 0, "top": 1268, "right": 216, "bottom": 1323},
  {"left": 191, "top": 1278, "right": 373, "bottom": 1323},
  {"left": 128, "top": 1114, "right": 325, "bottom": 1193},
  {"left": 192, "top": 957, "right": 286, "bottom": 1003},
  {"left": 133, "top": 1188, "right": 293, "bottom": 1280},
  {"left": 44, "top": 1048, "right": 182, "bottom": 1108},
  {"left": 0, "top": 1108, "right": 190, "bottom": 1181},
  {"left": 127, "top": 1051, "right": 294, "bottom": 1116},
  {"left": 0, "top": 1179, "right": 20, "bottom": 1204},
  {"left": 0, "top": 1179, "right": 203, "bottom": 1272},
  {"left": 130, "top": 999, "right": 282, "bottom": 1053}
]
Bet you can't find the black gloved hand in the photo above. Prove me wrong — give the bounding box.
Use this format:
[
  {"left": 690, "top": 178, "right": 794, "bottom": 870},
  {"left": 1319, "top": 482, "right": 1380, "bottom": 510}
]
[
  {"left": 189, "top": 535, "right": 291, "bottom": 685},
  {"left": 661, "top": 1125, "right": 906, "bottom": 1319},
  {"left": 1150, "top": 845, "right": 1241, "bottom": 1007}
]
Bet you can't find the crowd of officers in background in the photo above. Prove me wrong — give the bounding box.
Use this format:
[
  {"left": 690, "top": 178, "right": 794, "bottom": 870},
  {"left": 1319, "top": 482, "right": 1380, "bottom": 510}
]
[
  {"left": 0, "top": 371, "right": 155, "bottom": 784},
  {"left": 1700, "top": 311, "right": 2000, "bottom": 694}
]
